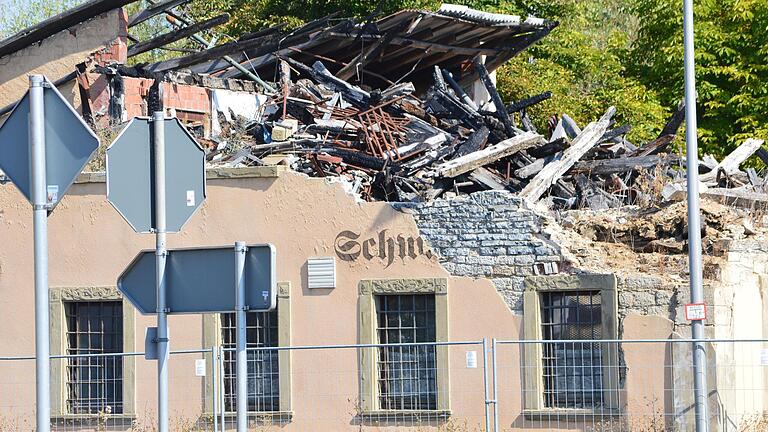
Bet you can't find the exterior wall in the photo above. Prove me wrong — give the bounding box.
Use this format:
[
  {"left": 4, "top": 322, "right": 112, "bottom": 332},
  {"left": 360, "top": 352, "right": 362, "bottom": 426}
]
[
  {"left": 0, "top": 9, "right": 127, "bottom": 110},
  {"left": 0, "top": 170, "right": 756, "bottom": 430},
  {"left": 0, "top": 170, "right": 521, "bottom": 430}
]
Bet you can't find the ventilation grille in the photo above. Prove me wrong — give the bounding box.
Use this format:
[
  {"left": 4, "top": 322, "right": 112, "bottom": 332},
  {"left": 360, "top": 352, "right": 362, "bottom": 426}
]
[{"left": 307, "top": 257, "right": 336, "bottom": 289}]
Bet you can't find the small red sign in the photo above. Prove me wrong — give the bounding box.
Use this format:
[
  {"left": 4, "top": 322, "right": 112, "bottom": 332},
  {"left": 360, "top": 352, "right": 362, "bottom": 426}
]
[{"left": 685, "top": 303, "right": 706, "bottom": 321}]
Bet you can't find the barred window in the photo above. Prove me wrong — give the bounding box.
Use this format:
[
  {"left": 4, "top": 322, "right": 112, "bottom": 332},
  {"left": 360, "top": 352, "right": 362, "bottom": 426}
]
[
  {"left": 375, "top": 294, "right": 437, "bottom": 411},
  {"left": 540, "top": 290, "right": 603, "bottom": 409},
  {"left": 65, "top": 301, "right": 123, "bottom": 414},
  {"left": 221, "top": 310, "right": 279, "bottom": 412}
]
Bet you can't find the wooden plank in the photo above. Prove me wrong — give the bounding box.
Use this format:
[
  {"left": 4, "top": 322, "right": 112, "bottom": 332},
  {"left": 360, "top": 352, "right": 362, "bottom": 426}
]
[
  {"left": 519, "top": 107, "right": 615, "bottom": 202},
  {"left": 434, "top": 131, "right": 543, "bottom": 178},
  {"left": 128, "top": 13, "right": 229, "bottom": 57},
  {"left": 0, "top": 0, "right": 140, "bottom": 58},
  {"left": 469, "top": 167, "right": 508, "bottom": 190},
  {"left": 128, "top": 0, "right": 192, "bottom": 27},
  {"left": 700, "top": 138, "right": 764, "bottom": 182}
]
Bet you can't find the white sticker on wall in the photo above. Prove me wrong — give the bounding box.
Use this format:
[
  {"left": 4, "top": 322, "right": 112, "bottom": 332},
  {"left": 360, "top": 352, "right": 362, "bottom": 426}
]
[
  {"left": 186, "top": 190, "right": 195, "bottom": 207},
  {"left": 761, "top": 349, "right": 768, "bottom": 366},
  {"left": 195, "top": 359, "right": 206, "bottom": 376},
  {"left": 466, "top": 351, "right": 477, "bottom": 369}
]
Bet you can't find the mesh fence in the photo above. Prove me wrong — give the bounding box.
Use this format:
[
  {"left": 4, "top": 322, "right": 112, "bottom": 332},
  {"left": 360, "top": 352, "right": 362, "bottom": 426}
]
[{"left": 5, "top": 339, "right": 768, "bottom": 431}]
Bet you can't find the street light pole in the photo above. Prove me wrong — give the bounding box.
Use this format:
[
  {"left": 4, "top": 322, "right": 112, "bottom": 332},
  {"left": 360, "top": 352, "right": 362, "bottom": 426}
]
[{"left": 682, "top": 0, "right": 709, "bottom": 430}]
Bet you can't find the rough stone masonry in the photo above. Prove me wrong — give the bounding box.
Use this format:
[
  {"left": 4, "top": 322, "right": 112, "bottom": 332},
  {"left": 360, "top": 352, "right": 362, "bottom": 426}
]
[{"left": 396, "top": 190, "right": 563, "bottom": 312}]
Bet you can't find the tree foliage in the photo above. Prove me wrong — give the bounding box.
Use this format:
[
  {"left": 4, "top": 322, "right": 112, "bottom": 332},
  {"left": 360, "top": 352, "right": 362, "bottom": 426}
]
[
  {"left": 627, "top": 0, "right": 768, "bottom": 157},
  {"left": 2, "top": 0, "right": 765, "bottom": 157}
]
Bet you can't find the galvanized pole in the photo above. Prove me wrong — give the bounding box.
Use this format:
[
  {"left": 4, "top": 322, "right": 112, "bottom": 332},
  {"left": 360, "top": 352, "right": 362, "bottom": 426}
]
[
  {"left": 30, "top": 74, "right": 50, "bottom": 432},
  {"left": 682, "top": 0, "right": 709, "bottom": 430},
  {"left": 153, "top": 111, "right": 170, "bottom": 432},
  {"left": 235, "top": 241, "right": 248, "bottom": 432}
]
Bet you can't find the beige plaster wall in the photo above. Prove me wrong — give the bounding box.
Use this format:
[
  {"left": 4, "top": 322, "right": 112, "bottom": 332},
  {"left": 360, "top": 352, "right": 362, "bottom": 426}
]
[
  {"left": 0, "top": 10, "right": 123, "bottom": 110},
  {"left": 0, "top": 170, "right": 679, "bottom": 430}
]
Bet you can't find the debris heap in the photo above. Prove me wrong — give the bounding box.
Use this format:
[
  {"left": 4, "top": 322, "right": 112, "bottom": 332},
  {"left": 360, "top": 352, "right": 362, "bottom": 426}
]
[{"left": 206, "top": 56, "right": 766, "bottom": 208}]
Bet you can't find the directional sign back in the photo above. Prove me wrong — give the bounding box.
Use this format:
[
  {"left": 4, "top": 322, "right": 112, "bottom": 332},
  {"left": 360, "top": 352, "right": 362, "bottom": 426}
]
[
  {"left": 106, "top": 117, "right": 206, "bottom": 233},
  {"left": 0, "top": 77, "right": 98, "bottom": 206},
  {"left": 117, "top": 244, "right": 276, "bottom": 314}
]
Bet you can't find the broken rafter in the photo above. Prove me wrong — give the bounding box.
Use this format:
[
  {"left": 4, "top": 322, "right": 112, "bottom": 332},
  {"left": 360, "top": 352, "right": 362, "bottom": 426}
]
[
  {"left": 0, "top": 0, "right": 140, "bottom": 58},
  {"left": 127, "top": 13, "right": 229, "bottom": 57},
  {"left": 700, "top": 138, "right": 765, "bottom": 183},
  {"left": 326, "top": 32, "right": 503, "bottom": 57},
  {"left": 519, "top": 106, "right": 616, "bottom": 202},
  {"left": 128, "top": 0, "right": 192, "bottom": 27},
  {"left": 434, "top": 131, "right": 544, "bottom": 178},
  {"left": 335, "top": 28, "right": 400, "bottom": 81},
  {"left": 142, "top": 13, "right": 342, "bottom": 73},
  {"left": 472, "top": 56, "right": 519, "bottom": 137},
  {"left": 506, "top": 91, "right": 552, "bottom": 113}
]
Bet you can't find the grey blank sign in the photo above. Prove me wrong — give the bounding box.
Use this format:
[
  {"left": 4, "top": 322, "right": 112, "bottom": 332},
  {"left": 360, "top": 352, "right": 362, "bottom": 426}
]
[
  {"left": 0, "top": 77, "right": 98, "bottom": 206},
  {"left": 117, "top": 244, "right": 276, "bottom": 314},
  {"left": 106, "top": 117, "right": 206, "bottom": 233}
]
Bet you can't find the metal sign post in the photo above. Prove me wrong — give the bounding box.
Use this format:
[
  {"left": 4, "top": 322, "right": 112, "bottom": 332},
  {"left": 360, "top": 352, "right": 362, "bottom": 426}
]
[
  {"left": 0, "top": 74, "right": 99, "bottom": 432},
  {"left": 153, "top": 111, "right": 170, "bottom": 432},
  {"left": 30, "top": 74, "right": 51, "bottom": 432},
  {"left": 235, "top": 241, "right": 248, "bottom": 432},
  {"left": 682, "top": 0, "right": 709, "bottom": 430}
]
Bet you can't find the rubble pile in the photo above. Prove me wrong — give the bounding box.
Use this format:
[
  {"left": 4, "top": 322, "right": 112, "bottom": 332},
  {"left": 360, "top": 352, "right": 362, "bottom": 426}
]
[{"left": 206, "top": 55, "right": 766, "bottom": 208}]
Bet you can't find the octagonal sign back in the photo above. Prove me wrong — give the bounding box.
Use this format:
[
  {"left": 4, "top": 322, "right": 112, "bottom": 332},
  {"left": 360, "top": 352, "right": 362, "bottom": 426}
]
[
  {"left": 0, "top": 77, "right": 99, "bottom": 207},
  {"left": 106, "top": 117, "right": 206, "bottom": 233}
]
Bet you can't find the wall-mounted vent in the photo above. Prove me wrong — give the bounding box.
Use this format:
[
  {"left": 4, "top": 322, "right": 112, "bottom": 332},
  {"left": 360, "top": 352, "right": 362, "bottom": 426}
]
[{"left": 307, "top": 257, "right": 336, "bottom": 289}]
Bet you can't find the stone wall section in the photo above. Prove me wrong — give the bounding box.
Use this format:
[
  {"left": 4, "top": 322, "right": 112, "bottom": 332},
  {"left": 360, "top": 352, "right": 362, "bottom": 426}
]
[{"left": 396, "top": 191, "right": 563, "bottom": 312}]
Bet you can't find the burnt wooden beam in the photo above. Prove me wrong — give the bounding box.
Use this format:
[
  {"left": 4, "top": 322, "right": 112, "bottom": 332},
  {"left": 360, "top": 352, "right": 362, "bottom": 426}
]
[
  {"left": 631, "top": 134, "right": 676, "bottom": 157},
  {"left": 507, "top": 91, "right": 552, "bottom": 113},
  {"left": 0, "top": 0, "right": 140, "bottom": 58},
  {"left": 336, "top": 27, "right": 399, "bottom": 81},
  {"left": 660, "top": 100, "right": 686, "bottom": 138},
  {"left": 472, "top": 56, "right": 518, "bottom": 137},
  {"left": 570, "top": 155, "right": 677, "bottom": 176},
  {"left": 128, "top": 0, "right": 192, "bottom": 27},
  {"left": 128, "top": 13, "right": 229, "bottom": 57},
  {"left": 453, "top": 126, "right": 489, "bottom": 158},
  {"left": 327, "top": 32, "right": 502, "bottom": 57}
]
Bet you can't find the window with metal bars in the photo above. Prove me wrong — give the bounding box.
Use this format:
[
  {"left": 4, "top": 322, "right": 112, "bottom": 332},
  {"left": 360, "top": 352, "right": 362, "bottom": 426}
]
[
  {"left": 540, "top": 290, "right": 603, "bottom": 409},
  {"left": 375, "top": 294, "right": 437, "bottom": 411},
  {"left": 65, "top": 301, "right": 123, "bottom": 414},
  {"left": 220, "top": 310, "right": 279, "bottom": 412}
]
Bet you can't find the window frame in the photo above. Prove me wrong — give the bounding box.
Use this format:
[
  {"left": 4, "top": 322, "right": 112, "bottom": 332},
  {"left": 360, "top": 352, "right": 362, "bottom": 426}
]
[
  {"left": 219, "top": 309, "right": 280, "bottom": 413},
  {"left": 49, "top": 286, "right": 137, "bottom": 421},
  {"left": 358, "top": 278, "right": 450, "bottom": 420},
  {"left": 522, "top": 274, "right": 619, "bottom": 418},
  {"left": 202, "top": 281, "right": 292, "bottom": 422}
]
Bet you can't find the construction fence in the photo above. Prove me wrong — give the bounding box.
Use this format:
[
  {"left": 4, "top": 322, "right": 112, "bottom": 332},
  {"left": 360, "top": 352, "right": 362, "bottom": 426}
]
[{"left": 2, "top": 339, "right": 768, "bottom": 431}]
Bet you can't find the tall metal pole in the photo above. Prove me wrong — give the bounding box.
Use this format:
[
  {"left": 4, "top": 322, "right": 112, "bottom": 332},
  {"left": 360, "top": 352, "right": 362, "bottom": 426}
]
[
  {"left": 235, "top": 241, "right": 248, "bottom": 432},
  {"left": 682, "top": 0, "right": 709, "bottom": 430},
  {"left": 153, "top": 111, "right": 170, "bottom": 432},
  {"left": 30, "top": 74, "right": 50, "bottom": 432}
]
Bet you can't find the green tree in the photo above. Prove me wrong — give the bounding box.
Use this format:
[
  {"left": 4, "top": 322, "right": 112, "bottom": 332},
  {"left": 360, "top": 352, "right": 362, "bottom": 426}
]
[{"left": 627, "top": 0, "right": 768, "bottom": 158}]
